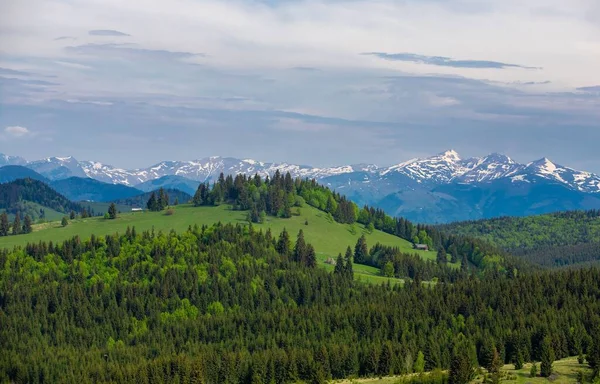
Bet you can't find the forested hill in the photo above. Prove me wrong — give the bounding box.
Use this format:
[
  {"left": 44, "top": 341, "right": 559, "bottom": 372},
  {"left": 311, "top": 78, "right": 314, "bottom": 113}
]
[
  {"left": 437, "top": 210, "right": 600, "bottom": 267},
  {"left": 190, "top": 171, "right": 527, "bottom": 274},
  {"left": 1, "top": 224, "right": 599, "bottom": 383},
  {"left": 0, "top": 178, "right": 82, "bottom": 216}
]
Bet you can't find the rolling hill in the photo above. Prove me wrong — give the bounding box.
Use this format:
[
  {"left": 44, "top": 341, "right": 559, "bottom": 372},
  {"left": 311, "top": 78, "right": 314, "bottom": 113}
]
[
  {"left": 437, "top": 209, "right": 600, "bottom": 267},
  {"left": 0, "top": 203, "right": 437, "bottom": 284},
  {"left": 0, "top": 178, "right": 82, "bottom": 219}
]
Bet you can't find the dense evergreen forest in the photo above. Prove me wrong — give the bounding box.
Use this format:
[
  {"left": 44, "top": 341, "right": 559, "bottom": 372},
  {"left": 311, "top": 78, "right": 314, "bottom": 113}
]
[
  {"left": 437, "top": 210, "right": 600, "bottom": 267},
  {"left": 192, "top": 172, "right": 525, "bottom": 274},
  {"left": 1, "top": 224, "right": 599, "bottom": 383}
]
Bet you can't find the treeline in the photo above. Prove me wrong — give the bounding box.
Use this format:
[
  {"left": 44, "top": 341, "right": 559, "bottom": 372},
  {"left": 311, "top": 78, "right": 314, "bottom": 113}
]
[
  {"left": 437, "top": 209, "right": 600, "bottom": 267},
  {"left": 115, "top": 189, "right": 191, "bottom": 209},
  {"left": 512, "top": 242, "right": 600, "bottom": 268},
  {"left": 192, "top": 172, "right": 523, "bottom": 273},
  {"left": 1, "top": 224, "right": 599, "bottom": 383}
]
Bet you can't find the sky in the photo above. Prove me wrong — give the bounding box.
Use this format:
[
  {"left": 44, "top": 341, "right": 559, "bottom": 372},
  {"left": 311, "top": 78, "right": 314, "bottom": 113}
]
[{"left": 1, "top": 0, "right": 599, "bottom": 172}]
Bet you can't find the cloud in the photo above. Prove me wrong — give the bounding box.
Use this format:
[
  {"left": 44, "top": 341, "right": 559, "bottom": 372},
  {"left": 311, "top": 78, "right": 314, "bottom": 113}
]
[
  {"left": 53, "top": 60, "right": 94, "bottom": 70},
  {"left": 0, "top": 67, "right": 31, "bottom": 76},
  {"left": 66, "top": 43, "right": 203, "bottom": 62},
  {"left": 89, "top": 29, "right": 130, "bottom": 37},
  {"left": 364, "top": 52, "right": 539, "bottom": 69},
  {"left": 577, "top": 85, "right": 600, "bottom": 92},
  {"left": 3, "top": 126, "right": 34, "bottom": 138},
  {"left": 54, "top": 36, "right": 76, "bottom": 41}
]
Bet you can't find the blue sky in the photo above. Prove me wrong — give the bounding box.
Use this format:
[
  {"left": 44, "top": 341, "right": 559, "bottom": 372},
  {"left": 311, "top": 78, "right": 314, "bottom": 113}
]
[{"left": 1, "top": 0, "right": 599, "bottom": 171}]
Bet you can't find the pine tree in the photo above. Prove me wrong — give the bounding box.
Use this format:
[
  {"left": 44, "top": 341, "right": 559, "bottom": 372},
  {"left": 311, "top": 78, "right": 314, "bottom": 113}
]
[
  {"left": 530, "top": 363, "right": 538, "bottom": 378},
  {"left": 0, "top": 212, "right": 9, "bottom": 236},
  {"left": 334, "top": 253, "right": 345, "bottom": 276},
  {"left": 12, "top": 213, "right": 20, "bottom": 235},
  {"left": 354, "top": 235, "right": 368, "bottom": 264},
  {"left": 108, "top": 203, "right": 117, "bottom": 219},
  {"left": 540, "top": 337, "right": 555, "bottom": 377},
  {"left": 461, "top": 253, "right": 469, "bottom": 273},
  {"left": 70, "top": 210, "right": 76, "bottom": 220},
  {"left": 587, "top": 329, "right": 600, "bottom": 378},
  {"left": 293, "top": 230, "right": 307, "bottom": 263},
  {"left": 306, "top": 244, "right": 317, "bottom": 268},
  {"left": 147, "top": 192, "right": 158, "bottom": 211},
  {"left": 513, "top": 348, "right": 524, "bottom": 370},
  {"left": 157, "top": 188, "right": 168, "bottom": 210},
  {"left": 436, "top": 248, "right": 447, "bottom": 264},
  {"left": 344, "top": 246, "right": 354, "bottom": 279},
  {"left": 61, "top": 217, "right": 68, "bottom": 227},
  {"left": 276, "top": 228, "right": 291, "bottom": 257},
  {"left": 378, "top": 341, "right": 393, "bottom": 376},
  {"left": 23, "top": 215, "right": 33, "bottom": 234},
  {"left": 414, "top": 351, "right": 425, "bottom": 373},
  {"left": 450, "top": 337, "right": 475, "bottom": 384}
]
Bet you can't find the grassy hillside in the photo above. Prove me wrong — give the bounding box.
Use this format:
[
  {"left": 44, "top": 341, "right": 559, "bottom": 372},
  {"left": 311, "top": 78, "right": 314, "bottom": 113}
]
[{"left": 0, "top": 203, "right": 438, "bottom": 283}]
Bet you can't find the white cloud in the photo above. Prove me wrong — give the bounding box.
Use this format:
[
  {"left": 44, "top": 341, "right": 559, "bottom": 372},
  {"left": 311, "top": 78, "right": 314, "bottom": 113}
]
[{"left": 4, "top": 125, "right": 33, "bottom": 138}]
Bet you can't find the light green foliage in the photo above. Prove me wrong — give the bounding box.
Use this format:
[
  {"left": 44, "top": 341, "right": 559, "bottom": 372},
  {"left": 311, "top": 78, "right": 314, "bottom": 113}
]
[
  {"left": 160, "top": 299, "right": 199, "bottom": 324},
  {"left": 383, "top": 261, "right": 395, "bottom": 277},
  {"left": 207, "top": 301, "right": 225, "bottom": 316}
]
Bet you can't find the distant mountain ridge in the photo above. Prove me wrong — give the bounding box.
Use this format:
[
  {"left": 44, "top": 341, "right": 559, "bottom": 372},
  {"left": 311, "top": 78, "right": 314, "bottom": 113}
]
[{"left": 2, "top": 150, "right": 600, "bottom": 222}]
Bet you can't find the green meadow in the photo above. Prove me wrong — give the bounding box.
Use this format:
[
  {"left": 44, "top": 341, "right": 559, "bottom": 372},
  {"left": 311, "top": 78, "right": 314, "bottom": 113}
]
[{"left": 0, "top": 203, "right": 441, "bottom": 284}]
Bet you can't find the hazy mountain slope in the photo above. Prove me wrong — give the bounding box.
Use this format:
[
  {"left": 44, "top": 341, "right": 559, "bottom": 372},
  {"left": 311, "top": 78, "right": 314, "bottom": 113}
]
[
  {"left": 50, "top": 177, "right": 143, "bottom": 202},
  {"left": 135, "top": 175, "right": 200, "bottom": 196},
  {"left": 0, "top": 166, "right": 48, "bottom": 184}
]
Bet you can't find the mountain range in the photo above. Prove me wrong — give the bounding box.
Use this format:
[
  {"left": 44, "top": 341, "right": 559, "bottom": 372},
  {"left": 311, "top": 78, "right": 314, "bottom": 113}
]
[{"left": 2, "top": 150, "right": 600, "bottom": 223}]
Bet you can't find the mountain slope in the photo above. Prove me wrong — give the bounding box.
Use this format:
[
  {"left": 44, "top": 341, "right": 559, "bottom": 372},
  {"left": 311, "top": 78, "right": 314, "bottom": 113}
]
[
  {"left": 27, "top": 156, "right": 88, "bottom": 180},
  {"left": 378, "top": 176, "right": 600, "bottom": 223},
  {"left": 50, "top": 177, "right": 143, "bottom": 202},
  {"left": 135, "top": 175, "right": 200, "bottom": 196},
  {"left": 0, "top": 166, "right": 48, "bottom": 184},
  {"left": 0, "top": 153, "right": 27, "bottom": 166}
]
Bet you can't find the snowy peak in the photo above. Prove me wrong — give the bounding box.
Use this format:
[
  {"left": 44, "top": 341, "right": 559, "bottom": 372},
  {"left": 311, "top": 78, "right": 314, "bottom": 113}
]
[
  {"left": 4, "top": 151, "right": 600, "bottom": 194},
  {"left": 0, "top": 153, "right": 27, "bottom": 166},
  {"left": 457, "top": 153, "right": 522, "bottom": 183},
  {"left": 437, "top": 149, "right": 461, "bottom": 162},
  {"left": 515, "top": 158, "right": 600, "bottom": 193},
  {"left": 382, "top": 149, "right": 469, "bottom": 184},
  {"left": 28, "top": 156, "right": 88, "bottom": 179}
]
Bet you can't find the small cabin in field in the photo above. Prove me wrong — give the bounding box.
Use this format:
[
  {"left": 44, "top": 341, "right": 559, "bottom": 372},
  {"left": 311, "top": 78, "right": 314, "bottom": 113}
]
[
  {"left": 131, "top": 208, "right": 143, "bottom": 212},
  {"left": 413, "top": 243, "right": 429, "bottom": 251}
]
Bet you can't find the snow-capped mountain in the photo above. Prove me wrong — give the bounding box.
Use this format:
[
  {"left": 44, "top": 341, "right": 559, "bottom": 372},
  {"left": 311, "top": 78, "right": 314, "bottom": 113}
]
[
  {"left": 3, "top": 150, "right": 600, "bottom": 223},
  {"left": 2, "top": 150, "right": 599, "bottom": 194},
  {"left": 510, "top": 158, "right": 600, "bottom": 194},
  {"left": 77, "top": 157, "right": 362, "bottom": 186},
  {"left": 28, "top": 156, "right": 88, "bottom": 180},
  {"left": 0, "top": 153, "right": 26, "bottom": 166}
]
